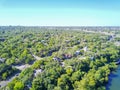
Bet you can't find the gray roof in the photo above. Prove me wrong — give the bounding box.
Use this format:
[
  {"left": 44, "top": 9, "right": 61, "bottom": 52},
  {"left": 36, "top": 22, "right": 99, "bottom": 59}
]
[{"left": 0, "top": 58, "right": 5, "bottom": 62}]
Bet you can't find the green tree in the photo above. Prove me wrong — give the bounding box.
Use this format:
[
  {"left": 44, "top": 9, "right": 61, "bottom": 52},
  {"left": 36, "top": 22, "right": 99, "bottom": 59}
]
[
  {"left": 14, "top": 81, "right": 24, "bottom": 90},
  {"left": 2, "top": 72, "right": 8, "bottom": 80}
]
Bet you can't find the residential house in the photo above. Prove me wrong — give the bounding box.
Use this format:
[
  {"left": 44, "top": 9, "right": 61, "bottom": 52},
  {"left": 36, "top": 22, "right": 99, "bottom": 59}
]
[
  {"left": 75, "top": 50, "right": 80, "bottom": 56},
  {"left": 83, "top": 46, "right": 88, "bottom": 52},
  {"left": 0, "top": 58, "right": 5, "bottom": 63},
  {"left": 62, "top": 54, "right": 72, "bottom": 59},
  {"left": 53, "top": 57, "right": 61, "bottom": 62},
  {"left": 0, "top": 38, "right": 5, "bottom": 42}
]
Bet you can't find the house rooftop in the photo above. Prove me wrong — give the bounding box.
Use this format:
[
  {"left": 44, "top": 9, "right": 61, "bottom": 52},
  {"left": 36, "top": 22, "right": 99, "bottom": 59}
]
[
  {"left": 0, "top": 38, "right": 5, "bottom": 42},
  {"left": 0, "top": 58, "right": 6, "bottom": 62},
  {"left": 53, "top": 57, "right": 61, "bottom": 62}
]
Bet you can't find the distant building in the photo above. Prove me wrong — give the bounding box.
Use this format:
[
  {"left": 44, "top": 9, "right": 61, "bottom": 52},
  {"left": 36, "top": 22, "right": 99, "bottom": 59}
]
[
  {"left": 65, "top": 40, "right": 70, "bottom": 43},
  {"left": 75, "top": 50, "right": 80, "bottom": 56},
  {"left": 79, "top": 56, "right": 86, "bottom": 60},
  {"left": 34, "top": 69, "right": 42, "bottom": 77},
  {"left": 83, "top": 46, "right": 88, "bottom": 52},
  {"left": 116, "top": 59, "right": 120, "bottom": 65},
  {"left": 83, "top": 39, "right": 87, "bottom": 42},
  {"left": 115, "top": 41, "right": 120, "bottom": 46},
  {"left": 0, "top": 38, "right": 5, "bottom": 42},
  {"left": 90, "top": 56, "right": 94, "bottom": 60},
  {"left": 0, "top": 58, "right": 6, "bottom": 63},
  {"left": 62, "top": 54, "right": 72, "bottom": 59},
  {"left": 41, "top": 40, "right": 45, "bottom": 43},
  {"left": 53, "top": 57, "right": 61, "bottom": 62}
]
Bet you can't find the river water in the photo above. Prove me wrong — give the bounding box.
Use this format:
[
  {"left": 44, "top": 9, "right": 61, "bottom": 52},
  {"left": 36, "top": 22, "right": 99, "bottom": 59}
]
[{"left": 106, "top": 65, "right": 120, "bottom": 90}]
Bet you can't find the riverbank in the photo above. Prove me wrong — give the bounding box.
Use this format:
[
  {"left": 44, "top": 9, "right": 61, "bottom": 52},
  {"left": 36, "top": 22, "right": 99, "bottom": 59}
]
[{"left": 106, "top": 65, "right": 120, "bottom": 90}]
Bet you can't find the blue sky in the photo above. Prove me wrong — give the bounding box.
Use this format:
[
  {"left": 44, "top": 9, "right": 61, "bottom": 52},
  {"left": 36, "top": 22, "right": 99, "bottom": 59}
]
[{"left": 0, "top": 0, "right": 120, "bottom": 26}]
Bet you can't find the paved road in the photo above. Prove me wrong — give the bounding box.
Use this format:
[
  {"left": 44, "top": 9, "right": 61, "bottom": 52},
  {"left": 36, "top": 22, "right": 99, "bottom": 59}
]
[
  {"left": 83, "top": 30, "right": 115, "bottom": 36},
  {"left": 32, "top": 54, "right": 41, "bottom": 60},
  {"left": 0, "top": 73, "right": 19, "bottom": 88},
  {"left": 14, "top": 64, "right": 31, "bottom": 71},
  {"left": 0, "top": 55, "right": 42, "bottom": 88}
]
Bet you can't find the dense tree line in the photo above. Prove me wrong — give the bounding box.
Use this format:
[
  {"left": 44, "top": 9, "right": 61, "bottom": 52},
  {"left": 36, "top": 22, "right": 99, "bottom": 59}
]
[{"left": 0, "top": 26, "right": 120, "bottom": 90}]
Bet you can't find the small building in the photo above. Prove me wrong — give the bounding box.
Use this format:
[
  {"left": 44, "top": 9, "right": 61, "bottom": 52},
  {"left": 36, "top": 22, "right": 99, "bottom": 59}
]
[
  {"left": 116, "top": 59, "right": 120, "bottom": 65},
  {"left": 108, "top": 35, "right": 114, "bottom": 41},
  {"left": 0, "top": 38, "right": 5, "bottom": 42},
  {"left": 41, "top": 40, "right": 45, "bottom": 42},
  {"left": 79, "top": 56, "right": 86, "bottom": 60},
  {"left": 115, "top": 42, "right": 120, "bottom": 46},
  {"left": 34, "top": 69, "right": 42, "bottom": 77},
  {"left": 83, "top": 46, "right": 88, "bottom": 52},
  {"left": 90, "top": 56, "right": 94, "bottom": 60},
  {"left": 61, "top": 62, "right": 65, "bottom": 67},
  {"left": 75, "top": 50, "right": 80, "bottom": 56},
  {"left": 0, "top": 58, "right": 6, "bottom": 63},
  {"left": 65, "top": 40, "right": 70, "bottom": 43},
  {"left": 83, "top": 39, "right": 87, "bottom": 42},
  {"left": 62, "top": 54, "right": 72, "bottom": 59},
  {"left": 53, "top": 57, "right": 61, "bottom": 62}
]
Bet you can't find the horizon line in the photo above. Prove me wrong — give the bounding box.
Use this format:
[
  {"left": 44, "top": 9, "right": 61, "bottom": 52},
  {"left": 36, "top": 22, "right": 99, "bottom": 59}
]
[{"left": 0, "top": 25, "right": 120, "bottom": 27}]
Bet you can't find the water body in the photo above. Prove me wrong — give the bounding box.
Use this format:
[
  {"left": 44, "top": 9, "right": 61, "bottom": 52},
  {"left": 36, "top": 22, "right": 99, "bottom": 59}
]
[{"left": 106, "top": 65, "right": 120, "bottom": 90}]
